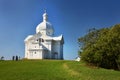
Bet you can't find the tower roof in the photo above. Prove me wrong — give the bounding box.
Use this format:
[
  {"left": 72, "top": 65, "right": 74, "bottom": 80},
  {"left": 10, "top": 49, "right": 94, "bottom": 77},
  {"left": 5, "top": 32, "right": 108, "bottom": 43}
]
[{"left": 36, "top": 11, "right": 54, "bottom": 36}]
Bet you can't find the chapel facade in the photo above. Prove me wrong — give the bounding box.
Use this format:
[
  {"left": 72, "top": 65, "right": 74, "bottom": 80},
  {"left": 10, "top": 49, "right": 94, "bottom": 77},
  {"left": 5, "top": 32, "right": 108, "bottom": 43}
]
[{"left": 24, "top": 11, "right": 64, "bottom": 59}]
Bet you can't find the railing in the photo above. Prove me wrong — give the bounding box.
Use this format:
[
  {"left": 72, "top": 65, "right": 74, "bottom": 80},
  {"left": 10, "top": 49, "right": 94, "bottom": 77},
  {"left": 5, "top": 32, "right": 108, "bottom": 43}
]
[
  {"left": 32, "top": 42, "right": 39, "bottom": 44},
  {"left": 28, "top": 46, "right": 48, "bottom": 51}
]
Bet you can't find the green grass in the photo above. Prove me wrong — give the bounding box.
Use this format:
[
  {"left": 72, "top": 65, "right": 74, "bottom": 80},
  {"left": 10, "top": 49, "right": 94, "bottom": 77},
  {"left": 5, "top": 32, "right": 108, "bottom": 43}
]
[{"left": 0, "top": 60, "right": 120, "bottom": 80}]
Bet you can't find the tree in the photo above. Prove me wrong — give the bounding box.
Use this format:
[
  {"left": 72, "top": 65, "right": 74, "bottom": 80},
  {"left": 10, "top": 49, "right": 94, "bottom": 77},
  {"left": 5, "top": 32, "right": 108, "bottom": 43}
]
[{"left": 78, "top": 24, "right": 120, "bottom": 70}]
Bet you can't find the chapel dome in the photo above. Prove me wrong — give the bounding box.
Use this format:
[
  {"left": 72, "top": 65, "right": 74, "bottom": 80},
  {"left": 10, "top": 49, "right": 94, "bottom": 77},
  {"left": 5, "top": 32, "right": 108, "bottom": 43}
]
[{"left": 36, "top": 12, "right": 54, "bottom": 36}]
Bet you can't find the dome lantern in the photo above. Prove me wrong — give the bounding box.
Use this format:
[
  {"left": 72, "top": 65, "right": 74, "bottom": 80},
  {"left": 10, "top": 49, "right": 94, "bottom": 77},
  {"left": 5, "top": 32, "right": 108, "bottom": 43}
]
[{"left": 43, "top": 10, "right": 48, "bottom": 22}]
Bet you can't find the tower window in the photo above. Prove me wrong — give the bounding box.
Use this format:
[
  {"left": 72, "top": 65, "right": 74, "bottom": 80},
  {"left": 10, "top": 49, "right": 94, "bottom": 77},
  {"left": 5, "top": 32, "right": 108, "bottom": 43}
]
[
  {"left": 42, "top": 39, "right": 44, "bottom": 42},
  {"left": 39, "top": 38, "right": 44, "bottom": 42}
]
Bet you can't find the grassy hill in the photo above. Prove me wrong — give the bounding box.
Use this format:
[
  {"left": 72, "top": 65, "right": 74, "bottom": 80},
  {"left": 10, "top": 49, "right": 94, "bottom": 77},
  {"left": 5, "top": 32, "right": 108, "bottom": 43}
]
[{"left": 0, "top": 60, "right": 120, "bottom": 80}]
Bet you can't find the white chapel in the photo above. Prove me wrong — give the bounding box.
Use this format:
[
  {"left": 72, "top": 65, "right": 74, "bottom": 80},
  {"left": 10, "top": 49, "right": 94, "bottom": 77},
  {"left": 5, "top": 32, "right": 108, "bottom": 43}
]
[{"left": 24, "top": 11, "right": 64, "bottom": 59}]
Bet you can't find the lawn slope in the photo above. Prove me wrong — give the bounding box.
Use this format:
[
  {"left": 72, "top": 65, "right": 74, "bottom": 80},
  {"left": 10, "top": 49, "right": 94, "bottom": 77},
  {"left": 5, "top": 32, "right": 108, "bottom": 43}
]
[{"left": 0, "top": 60, "right": 119, "bottom": 80}]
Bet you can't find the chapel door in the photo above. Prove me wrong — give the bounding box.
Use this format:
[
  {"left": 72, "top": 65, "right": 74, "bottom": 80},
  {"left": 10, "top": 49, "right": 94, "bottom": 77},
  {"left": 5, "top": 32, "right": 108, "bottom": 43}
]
[{"left": 43, "top": 50, "right": 49, "bottom": 59}]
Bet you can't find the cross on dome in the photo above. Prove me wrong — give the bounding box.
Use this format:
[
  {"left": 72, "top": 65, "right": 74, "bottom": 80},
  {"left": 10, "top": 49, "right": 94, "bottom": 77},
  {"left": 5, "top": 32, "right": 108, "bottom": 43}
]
[{"left": 44, "top": 9, "right": 46, "bottom": 13}]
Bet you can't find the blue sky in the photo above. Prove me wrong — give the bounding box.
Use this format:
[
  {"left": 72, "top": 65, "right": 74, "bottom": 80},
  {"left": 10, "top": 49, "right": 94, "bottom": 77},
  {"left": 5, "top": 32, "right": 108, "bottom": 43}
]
[{"left": 0, "top": 0, "right": 120, "bottom": 60}]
